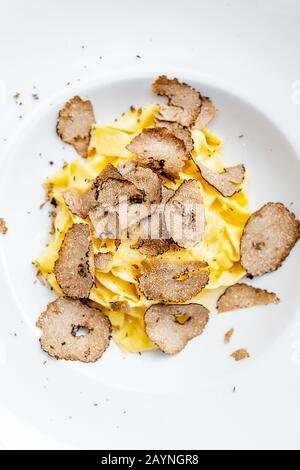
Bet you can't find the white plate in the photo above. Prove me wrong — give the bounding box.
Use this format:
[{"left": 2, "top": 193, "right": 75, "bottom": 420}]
[{"left": 0, "top": 0, "right": 300, "bottom": 451}]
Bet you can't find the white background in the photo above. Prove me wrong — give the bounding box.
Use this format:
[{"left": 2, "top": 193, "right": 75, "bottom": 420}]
[{"left": 0, "top": 0, "right": 300, "bottom": 450}]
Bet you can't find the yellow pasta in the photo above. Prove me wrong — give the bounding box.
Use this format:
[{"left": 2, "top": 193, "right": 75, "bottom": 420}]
[{"left": 35, "top": 104, "right": 252, "bottom": 353}]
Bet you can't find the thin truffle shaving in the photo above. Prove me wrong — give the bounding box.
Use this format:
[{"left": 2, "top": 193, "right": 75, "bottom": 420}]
[
  {"left": 37, "top": 298, "right": 110, "bottom": 363},
  {"left": 195, "top": 161, "right": 245, "bottom": 197},
  {"left": 144, "top": 303, "right": 210, "bottom": 354},
  {"left": 194, "top": 97, "right": 217, "bottom": 130},
  {"left": 91, "top": 164, "right": 148, "bottom": 234},
  {"left": 89, "top": 207, "right": 120, "bottom": 240},
  {"left": 138, "top": 259, "right": 210, "bottom": 302},
  {"left": 63, "top": 163, "right": 143, "bottom": 219},
  {"left": 134, "top": 186, "right": 174, "bottom": 254},
  {"left": 155, "top": 120, "right": 194, "bottom": 153},
  {"left": 120, "top": 163, "right": 162, "bottom": 204},
  {"left": 64, "top": 187, "right": 98, "bottom": 219},
  {"left": 95, "top": 177, "right": 144, "bottom": 207},
  {"left": 99, "top": 163, "right": 122, "bottom": 181},
  {"left": 57, "top": 96, "right": 95, "bottom": 157},
  {"left": 127, "top": 127, "right": 190, "bottom": 179},
  {"left": 241, "top": 202, "right": 300, "bottom": 276},
  {"left": 137, "top": 186, "right": 175, "bottom": 243},
  {"left": 93, "top": 164, "right": 144, "bottom": 207},
  {"left": 54, "top": 224, "right": 94, "bottom": 298},
  {"left": 152, "top": 75, "right": 202, "bottom": 127},
  {"left": 164, "top": 179, "right": 205, "bottom": 248},
  {"left": 217, "top": 283, "right": 280, "bottom": 313}
]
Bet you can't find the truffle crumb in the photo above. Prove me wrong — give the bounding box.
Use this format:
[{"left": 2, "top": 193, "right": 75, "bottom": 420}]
[
  {"left": 231, "top": 349, "right": 250, "bottom": 362},
  {"left": 0, "top": 218, "right": 8, "bottom": 235},
  {"left": 224, "top": 328, "right": 234, "bottom": 344}
]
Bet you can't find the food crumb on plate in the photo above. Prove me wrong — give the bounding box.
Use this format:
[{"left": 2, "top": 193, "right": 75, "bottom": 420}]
[
  {"left": 231, "top": 349, "right": 250, "bottom": 362},
  {"left": 0, "top": 218, "right": 8, "bottom": 234},
  {"left": 224, "top": 328, "right": 234, "bottom": 344}
]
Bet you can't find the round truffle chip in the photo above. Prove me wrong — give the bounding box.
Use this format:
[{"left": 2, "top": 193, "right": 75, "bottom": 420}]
[
  {"left": 37, "top": 298, "right": 111, "bottom": 363},
  {"left": 217, "top": 283, "right": 280, "bottom": 313},
  {"left": 138, "top": 259, "right": 210, "bottom": 303},
  {"left": 57, "top": 96, "right": 95, "bottom": 158},
  {"left": 164, "top": 179, "right": 205, "bottom": 248},
  {"left": 127, "top": 127, "right": 190, "bottom": 180},
  {"left": 144, "top": 303, "right": 210, "bottom": 355},
  {"left": 152, "top": 75, "right": 202, "bottom": 127},
  {"left": 54, "top": 223, "right": 94, "bottom": 299},
  {"left": 240, "top": 202, "right": 300, "bottom": 277},
  {"left": 194, "top": 161, "right": 245, "bottom": 198}
]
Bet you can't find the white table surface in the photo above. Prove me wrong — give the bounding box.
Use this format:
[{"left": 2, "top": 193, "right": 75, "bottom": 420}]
[{"left": 0, "top": 0, "right": 300, "bottom": 450}]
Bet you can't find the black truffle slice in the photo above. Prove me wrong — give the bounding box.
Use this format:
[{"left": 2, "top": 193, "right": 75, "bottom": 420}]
[
  {"left": 37, "top": 298, "right": 110, "bottom": 363},
  {"left": 54, "top": 223, "right": 94, "bottom": 299},
  {"left": 217, "top": 283, "right": 280, "bottom": 313},
  {"left": 94, "top": 252, "right": 113, "bottom": 270},
  {"left": 194, "top": 96, "right": 217, "bottom": 130},
  {"left": 164, "top": 179, "right": 205, "bottom": 248},
  {"left": 57, "top": 96, "right": 95, "bottom": 157},
  {"left": 138, "top": 259, "right": 210, "bottom": 302},
  {"left": 120, "top": 163, "right": 162, "bottom": 204},
  {"left": 156, "top": 120, "right": 194, "bottom": 153},
  {"left": 152, "top": 75, "right": 202, "bottom": 127},
  {"left": 63, "top": 164, "right": 127, "bottom": 219},
  {"left": 64, "top": 187, "right": 98, "bottom": 219},
  {"left": 194, "top": 161, "right": 245, "bottom": 197},
  {"left": 127, "top": 128, "right": 190, "bottom": 179},
  {"left": 240, "top": 203, "right": 300, "bottom": 276},
  {"left": 144, "top": 303, "right": 209, "bottom": 354}
]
